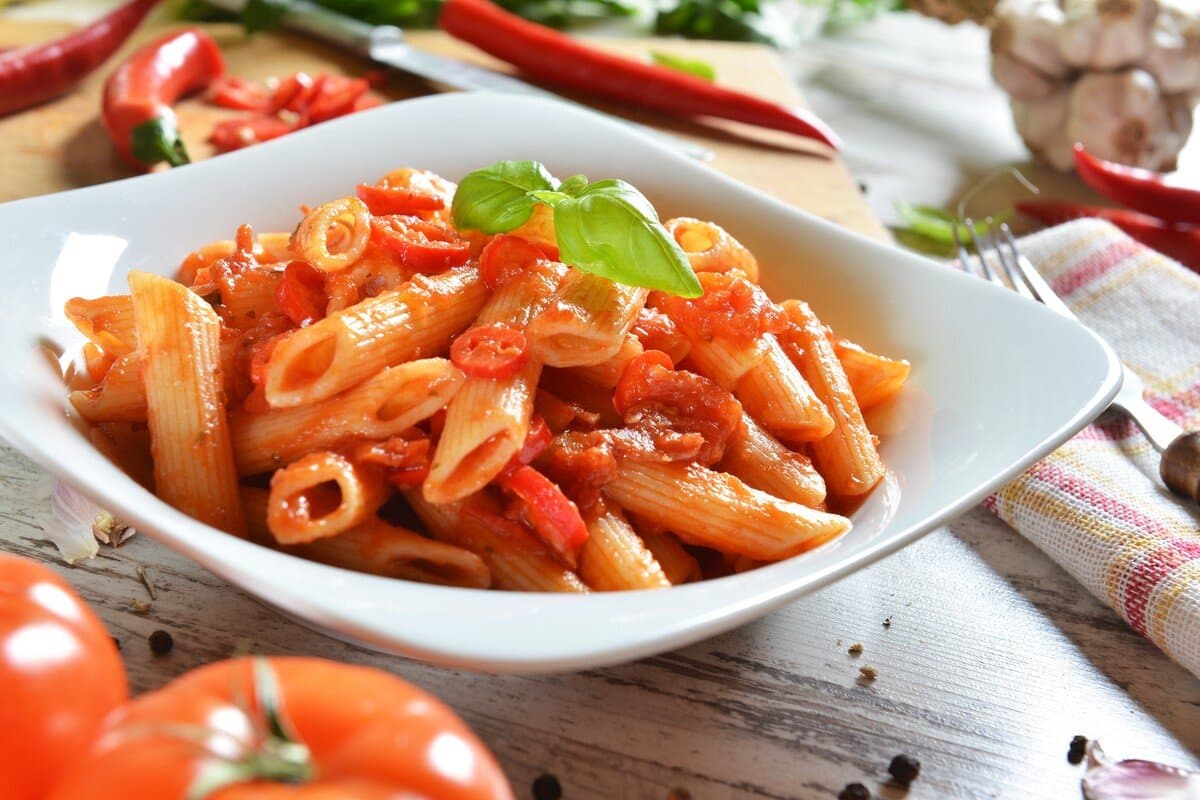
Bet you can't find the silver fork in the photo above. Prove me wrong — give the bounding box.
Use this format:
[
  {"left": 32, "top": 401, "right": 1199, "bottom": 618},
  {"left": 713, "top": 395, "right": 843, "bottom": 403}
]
[{"left": 955, "top": 220, "right": 1200, "bottom": 505}]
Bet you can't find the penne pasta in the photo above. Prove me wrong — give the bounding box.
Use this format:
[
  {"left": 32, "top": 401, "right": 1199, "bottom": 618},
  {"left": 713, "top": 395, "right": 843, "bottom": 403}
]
[
  {"left": 65, "top": 295, "right": 136, "bottom": 357},
  {"left": 242, "top": 488, "right": 490, "bottom": 589},
  {"left": 664, "top": 217, "right": 759, "bottom": 282},
  {"left": 423, "top": 261, "right": 566, "bottom": 504},
  {"left": 128, "top": 271, "right": 244, "bottom": 536},
  {"left": 266, "top": 451, "right": 387, "bottom": 545},
  {"left": 834, "top": 337, "right": 911, "bottom": 411},
  {"left": 720, "top": 415, "right": 827, "bottom": 508},
  {"left": 578, "top": 502, "right": 670, "bottom": 591},
  {"left": 69, "top": 353, "right": 145, "bottom": 423},
  {"left": 405, "top": 490, "right": 588, "bottom": 593},
  {"left": 290, "top": 196, "right": 371, "bottom": 272},
  {"left": 527, "top": 270, "right": 648, "bottom": 367},
  {"left": 232, "top": 357, "right": 463, "bottom": 475},
  {"left": 734, "top": 334, "right": 835, "bottom": 444},
  {"left": 638, "top": 531, "right": 703, "bottom": 586},
  {"left": 780, "top": 301, "right": 885, "bottom": 497},
  {"left": 603, "top": 459, "right": 850, "bottom": 561},
  {"left": 568, "top": 334, "right": 643, "bottom": 388},
  {"left": 264, "top": 266, "right": 486, "bottom": 408}
]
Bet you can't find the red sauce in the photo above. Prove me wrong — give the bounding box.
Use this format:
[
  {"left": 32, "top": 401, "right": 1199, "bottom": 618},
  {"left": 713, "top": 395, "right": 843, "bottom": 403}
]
[
  {"left": 631, "top": 307, "right": 691, "bottom": 364},
  {"left": 351, "top": 436, "right": 430, "bottom": 488},
  {"left": 652, "top": 272, "right": 786, "bottom": 343}
]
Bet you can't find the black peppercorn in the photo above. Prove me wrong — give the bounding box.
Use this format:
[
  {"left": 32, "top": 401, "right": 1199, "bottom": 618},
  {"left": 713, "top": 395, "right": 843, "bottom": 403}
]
[
  {"left": 838, "top": 783, "right": 871, "bottom": 800},
  {"left": 1067, "top": 735, "right": 1088, "bottom": 764},
  {"left": 531, "top": 773, "right": 561, "bottom": 800},
  {"left": 888, "top": 754, "right": 920, "bottom": 786},
  {"left": 148, "top": 629, "right": 173, "bottom": 655}
]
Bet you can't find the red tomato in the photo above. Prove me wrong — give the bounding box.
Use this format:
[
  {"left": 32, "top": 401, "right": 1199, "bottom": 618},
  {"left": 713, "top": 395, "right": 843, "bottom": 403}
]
[
  {"left": 478, "top": 235, "right": 547, "bottom": 290},
  {"left": 371, "top": 215, "right": 471, "bottom": 273},
  {"left": 451, "top": 324, "right": 528, "bottom": 380},
  {"left": 356, "top": 183, "right": 445, "bottom": 216},
  {"left": 48, "top": 657, "right": 513, "bottom": 800},
  {"left": 0, "top": 553, "right": 127, "bottom": 800},
  {"left": 613, "top": 349, "right": 675, "bottom": 414},
  {"left": 209, "top": 114, "right": 296, "bottom": 152},
  {"left": 497, "top": 466, "right": 588, "bottom": 563},
  {"left": 652, "top": 272, "right": 787, "bottom": 343},
  {"left": 269, "top": 71, "right": 316, "bottom": 112},
  {"left": 210, "top": 76, "right": 271, "bottom": 111},
  {"left": 276, "top": 261, "right": 328, "bottom": 327}
]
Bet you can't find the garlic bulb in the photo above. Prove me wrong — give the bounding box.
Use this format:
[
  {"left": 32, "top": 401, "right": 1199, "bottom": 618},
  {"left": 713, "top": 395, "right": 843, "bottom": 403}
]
[{"left": 990, "top": 0, "right": 1199, "bottom": 171}]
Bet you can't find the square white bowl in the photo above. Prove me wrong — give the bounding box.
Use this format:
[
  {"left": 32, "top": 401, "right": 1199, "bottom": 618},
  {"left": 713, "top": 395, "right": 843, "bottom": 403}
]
[{"left": 0, "top": 93, "right": 1120, "bottom": 673}]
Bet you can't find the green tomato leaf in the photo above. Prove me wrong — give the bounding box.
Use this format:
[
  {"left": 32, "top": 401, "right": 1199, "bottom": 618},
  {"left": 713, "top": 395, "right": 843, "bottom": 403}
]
[
  {"left": 553, "top": 179, "right": 702, "bottom": 298},
  {"left": 650, "top": 50, "right": 716, "bottom": 81},
  {"left": 452, "top": 160, "right": 559, "bottom": 234}
]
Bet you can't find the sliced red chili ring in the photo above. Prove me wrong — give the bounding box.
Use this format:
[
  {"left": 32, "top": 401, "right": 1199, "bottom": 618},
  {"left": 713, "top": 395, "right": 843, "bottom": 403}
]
[
  {"left": 450, "top": 323, "right": 528, "bottom": 380},
  {"left": 356, "top": 183, "right": 445, "bottom": 216},
  {"left": 275, "top": 260, "right": 328, "bottom": 327},
  {"left": 613, "top": 349, "right": 675, "bottom": 415},
  {"left": 496, "top": 465, "right": 588, "bottom": 563},
  {"left": 478, "top": 234, "right": 549, "bottom": 290},
  {"left": 370, "top": 215, "right": 471, "bottom": 272},
  {"left": 209, "top": 76, "right": 271, "bottom": 111}
]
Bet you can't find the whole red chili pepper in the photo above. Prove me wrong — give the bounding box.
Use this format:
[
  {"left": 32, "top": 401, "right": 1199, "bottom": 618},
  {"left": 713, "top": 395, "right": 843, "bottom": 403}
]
[
  {"left": 1073, "top": 144, "right": 1200, "bottom": 226},
  {"left": 102, "top": 28, "right": 224, "bottom": 170},
  {"left": 1017, "top": 200, "right": 1200, "bottom": 272},
  {"left": 438, "top": 0, "right": 840, "bottom": 150},
  {"left": 0, "top": 0, "right": 160, "bottom": 117}
]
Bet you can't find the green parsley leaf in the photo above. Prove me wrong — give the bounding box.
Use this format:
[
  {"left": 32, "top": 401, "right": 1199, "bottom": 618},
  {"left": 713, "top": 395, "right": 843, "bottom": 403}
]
[
  {"left": 451, "top": 160, "right": 559, "bottom": 234},
  {"left": 552, "top": 179, "right": 702, "bottom": 298},
  {"left": 650, "top": 50, "right": 716, "bottom": 81}
]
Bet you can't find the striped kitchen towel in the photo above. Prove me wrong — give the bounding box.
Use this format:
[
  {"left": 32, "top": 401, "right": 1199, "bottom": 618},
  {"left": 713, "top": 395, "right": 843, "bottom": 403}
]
[{"left": 984, "top": 218, "right": 1200, "bottom": 679}]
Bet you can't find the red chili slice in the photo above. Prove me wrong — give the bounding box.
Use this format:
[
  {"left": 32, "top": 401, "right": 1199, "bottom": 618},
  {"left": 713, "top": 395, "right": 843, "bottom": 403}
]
[
  {"left": 356, "top": 183, "right": 445, "bottom": 216},
  {"left": 304, "top": 74, "right": 370, "bottom": 124},
  {"left": 209, "top": 114, "right": 295, "bottom": 152},
  {"left": 276, "top": 261, "right": 328, "bottom": 327},
  {"left": 451, "top": 323, "right": 528, "bottom": 380},
  {"left": 370, "top": 215, "right": 471, "bottom": 273},
  {"left": 209, "top": 76, "right": 270, "bottom": 111},
  {"left": 613, "top": 349, "right": 675, "bottom": 415},
  {"left": 496, "top": 465, "right": 589, "bottom": 562},
  {"left": 499, "top": 415, "right": 552, "bottom": 477},
  {"left": 478, "top": 234, "right": 548, "bottom": 290},
  {"left": 269, "top": 71, "right": 315, "bottom": 113}
]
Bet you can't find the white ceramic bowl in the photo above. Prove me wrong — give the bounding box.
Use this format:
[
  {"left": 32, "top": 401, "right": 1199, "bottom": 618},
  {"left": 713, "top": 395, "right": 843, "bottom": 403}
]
[{"left": 0, "top": 93, "right": 1120, "bottom": 673}]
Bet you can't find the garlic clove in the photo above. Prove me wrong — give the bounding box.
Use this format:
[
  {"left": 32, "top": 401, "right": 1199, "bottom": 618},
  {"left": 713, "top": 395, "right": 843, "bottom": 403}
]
[
  {"left": 992, "top": 0, "right": 1075, "bottom": 79},
  {"left": 47, "top": 480, "right": 101, "bottom": 564},
  {"left": 1012, "top": 89, "right": 1076, "bottom": 171},
  {"left": 1141, "top": 0, "right": 1200, "bottom": 94},
  {"left": 1067, "top": 68, "right": 1177, "bottom": 170},
  {"left": 992, "top": 50, "right": 1065, "bottom": 100},
  {"left": 1059, "top": 0, "right": 1159, "bottom": 70}
]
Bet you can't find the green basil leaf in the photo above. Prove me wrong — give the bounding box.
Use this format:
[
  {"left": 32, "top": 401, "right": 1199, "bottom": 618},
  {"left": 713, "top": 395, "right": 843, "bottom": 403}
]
[
  {"left": 553, "top": 179, "right": 702, "bottom": 298},
  {"left": 559, "top": 174, "right": 589, "bottom": 195},
  {"left": 527, "top": 190, "right": 569, "bottom": 206},
  {"left": 452, "top": 160, "right": 559, "bottom": 234},
  {"left": 650, "top": 50, "right": 716, "bottom": 81}
]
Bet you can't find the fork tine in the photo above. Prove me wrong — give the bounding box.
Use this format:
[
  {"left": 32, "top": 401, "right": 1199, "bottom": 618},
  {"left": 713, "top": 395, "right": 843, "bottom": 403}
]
[
  {"left": 989, "top": 226, "right": 1036, "bottom": 300},
  {"left": 951, "top": 219, "right": 977, "bottom": 277},
  {"left": 998, "top": 224, "right": 1078, "bottom": 320},
  {"left": 965, "top": 218, "right": 1002, "bottom": 284}
]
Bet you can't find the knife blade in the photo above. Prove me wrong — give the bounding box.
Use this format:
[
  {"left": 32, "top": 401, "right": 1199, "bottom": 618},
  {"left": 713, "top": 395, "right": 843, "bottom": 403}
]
[{"left": 203, "top": 0, "right": 713, "bottom": 160}]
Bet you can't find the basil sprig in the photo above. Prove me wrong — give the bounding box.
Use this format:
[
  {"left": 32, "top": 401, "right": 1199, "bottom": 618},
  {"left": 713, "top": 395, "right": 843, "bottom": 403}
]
[{"left": 452, "top": 161, "right": 702, "bottom": 298}]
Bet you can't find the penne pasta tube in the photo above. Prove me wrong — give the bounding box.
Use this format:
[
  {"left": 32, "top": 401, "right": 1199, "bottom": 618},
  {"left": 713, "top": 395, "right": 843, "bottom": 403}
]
[
  {"left": 423, "top": 261, "right": 566, "bottom": 504},
  {"left": 129, "top": 271, "right": 244, "bottom": 536},
  {"left": 720, "top": 415, "right": 827, "bottom": 508},
  {"left": 242, "top": 488, "right": 490, "bottom": 589},
  {"left": 638, "top": 531, "right": 703, "bottom": 586},
  {"left": 780, "top": 301, "right": 885, "bottom": 497},
  {"left": 290, "top": 196, "right": 371, "bottom": 272},
  {"left": 232, "top": 358, "right": 463, "bottom": 475},
  {"left": 676, "top": 332, "right": 768, "bottom": 390},
  {"left": 267, "top": 451, "right": 387, "bottom": 545},
  {"left": 833, "top": 337, "right": 911, "bottom": 411},
  {"left": 579, "top": 503, "right": 670, "bottom": 591},
  {"left": 69, "top": 353, "right": 145, "bottom": 423},
  {"left": 603, "top": 460, "right": 850, "bottom": 561},
  {"left": 665, "top": 217, "right": 759, "bottom": 282},
  {"left": 568, "top": 334, "right": 643, "bottom": 388},
  {"left": 264, "top": 265, "right": 487, "bottom": 408},
  {"left": 405, "top": 490, "right": 588, "bottom": 593},
  {"left": 65, "top": 295, "right": 136, "bottom": 356},
  {"left": 734, "top": 334, "right": 834, "bottom": 443},
  {"left": 527, "top": 270, "right": 648, "bottom": 367}
]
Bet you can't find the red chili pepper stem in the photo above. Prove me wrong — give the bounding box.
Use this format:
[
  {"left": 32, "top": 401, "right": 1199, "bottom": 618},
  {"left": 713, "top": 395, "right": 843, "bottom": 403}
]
[
  {"left": 438, "top": 0, "right": 840, "bottom": 150},
  {"left": 131, "top": 117, "right": 190, "bottom": 168}
]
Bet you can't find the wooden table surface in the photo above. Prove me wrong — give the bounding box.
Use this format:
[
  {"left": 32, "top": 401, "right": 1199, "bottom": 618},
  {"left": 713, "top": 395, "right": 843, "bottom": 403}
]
[{"left": 0, "top": 9, "right": 1198, "bottom": 800}]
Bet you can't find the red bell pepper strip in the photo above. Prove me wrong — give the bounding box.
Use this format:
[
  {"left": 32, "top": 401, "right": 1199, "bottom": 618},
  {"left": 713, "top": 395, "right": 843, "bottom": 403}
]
[
  {"left": 438, "top": 0, "right": 841, "bottom": 150},
  {"left": 0, "top": 0, "right": 160, "bottom": 118},
  {"left": 1017, "top": 200, "right": 1200, "bottom": 272},
  {"left": 1073, "top": 144, "right": 1200, "bottom": 226},
  {"left": 102, "top": 28, "right": 224, "bottom": 170}
]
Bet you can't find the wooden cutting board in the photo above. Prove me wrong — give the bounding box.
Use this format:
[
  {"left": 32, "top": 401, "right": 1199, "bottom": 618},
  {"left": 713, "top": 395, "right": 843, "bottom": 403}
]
[{"left": 0, "top": 21, "right": 885, "bottom": 240}]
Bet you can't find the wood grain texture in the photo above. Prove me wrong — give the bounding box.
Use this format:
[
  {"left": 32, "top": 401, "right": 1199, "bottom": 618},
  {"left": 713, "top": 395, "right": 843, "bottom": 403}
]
[
  {"left": 1, "top": 445, "right": 1197, "bottom": 799},
  {"left": 0, "top": 21, "right": 886, "bottom": 240}
]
